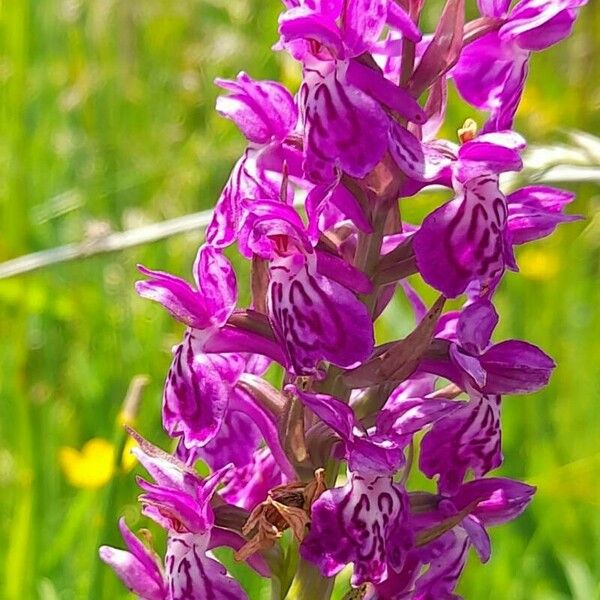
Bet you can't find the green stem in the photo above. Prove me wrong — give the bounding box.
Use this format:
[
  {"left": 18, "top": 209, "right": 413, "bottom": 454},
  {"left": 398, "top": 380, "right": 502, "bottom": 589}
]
[
  {"left": 285, "top": 556, "right": 335, "bottom": 600},
  {"left": 356, "top": 206, "right": 389, "bottom": 316}
]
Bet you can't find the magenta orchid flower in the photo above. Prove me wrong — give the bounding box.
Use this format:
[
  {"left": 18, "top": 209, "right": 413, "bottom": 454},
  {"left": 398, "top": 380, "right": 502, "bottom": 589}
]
[
  {"left": 301, "top": 472, "right": 411, "bottom": 586},
  {"left": 412, "top": 130, "right": 526, "bottom": 297},
  {"left": 239, "top": 200, "right": 374, "bottom": 374},
  {"left": 422, "top": 298, "right": 556, "bottom": 395},
  {"left": 206, "top": 73, "right": 298, "bottom": 248},
  {"left": 279, "top": 0, "right": 426, "bottom": 182},
  {"left": 100, "top": 435, "right": 269, "bottom": 599},
  {"left": 294, "top": 385, "right": 458, "bottom": 475},
  {"left": 136, "top": 245, "right": 294, "bottom": 479},
  {"left": 104, "top": 0, "right": 586, "bottom": 596},
  {"left": 369, "top": 477, "right": 535, "bottom": 599},
  {"left": 420, "top": 391, "right": 503, "bottom": 495},
  {"left": 454, "top": 0, "right": 588, "bottom": 132}
]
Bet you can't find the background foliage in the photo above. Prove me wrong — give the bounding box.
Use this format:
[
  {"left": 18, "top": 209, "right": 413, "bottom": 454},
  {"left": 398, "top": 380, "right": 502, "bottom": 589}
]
[{"left": 0, "top": 1, "right": 598, "bottom": 598}]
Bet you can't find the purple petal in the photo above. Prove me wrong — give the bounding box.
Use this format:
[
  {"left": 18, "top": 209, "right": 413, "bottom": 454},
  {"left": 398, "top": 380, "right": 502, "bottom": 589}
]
[
  {"left": 477, "top": 0, "right": 511, "bottom": 17},
  {"left": 482, "top": 54, "right": 529, "bottom": 133},
  {"left": 342, "top": 0, "right": 388, "bottom": 55},
  {"left": 99, "top": 518, "right": 166, "bottom": 600},
  {"left": 206, "top": 148, "right": 289, "bottom": 249},
  {"left": 462, "top": 515, "right": 491, "bottom": 563},
  {"left": 328, "top": 180, "right": 372, "bottom": 233},
  {"left": 369, "top": 553, "right": 422, "bottom": 600},
  {"left": 166, "top": 534, "right": 248, "bottom": 600},
  {"left": 220, "top": 447, "right": 285, "bottom": 511},
  {"left": 118, "top": 518, "right": 165, "bottom": 584},
  {"left": 269, "top": 253, "right": 374, "bottom": 374},
  {"left": 450, "top": 346, "right": 487, "bottom": 388},
  {"left": 418, "top": 357, "right": 464, "bottom": 390},
  {"left": 230, "top": 388, "right": 297, "bottom": 480},
  {"left": 455, "top": 133, "right": 525, "bottom": 183},
  {"left": 205, "top": 155, "right": 246, "bottom": 249},
  {"left": 412, "top": 529, "right": 469, "bottom": 599},
  {"left": 347, "top": 435, "right": 407, "bottom": 475},
  {"left": 479, "top": 340, "right": 555, "bottom": 394},
  {"left": 476, "top": 130, "right": 528, "bottom": 151},
  {"left": 129, "top": 434, "right": 191, "bottom": 492},
  {"left": 99, "top": 544, "right": 166, "bottom": 600},
  {"left": 456, "top": 299, "right": 499, "bottom": 354},
  {"left": 501, "top": 0, "right": 586, "bottom": 50},
  {"left": 384, "top": 372, "right": 437, "bottom": 409},
  {"left": 192, "top": 246, "right": 237, "bottom": 327},
  {"left": 244, "top": 353, "right": 271, "bottom": 376},
  {"left": 453, "top": 32, "right": 529, "bottom": 132},
  {"left": 215, "top": 72, "right": 297, "bottom": 143},
  {"left": 510, "top": 8, "right": 579, "bottom": 51},
  {"left": 294, "top": 388, "right": 356, "bottom": 442},
  {"left": 300, "top": 60, "right": 389, "bottom": 182},
  {"left": 451, "top": 477, "right": 536, "bottom": 525},
  {"left": 163, "top": 335, "right": 245, "bottom": 448},
  {"left": 453, "top": 32, "right": 513, "bottom": 110},
  {"left": 378, "top": 397, "right": 460, "bottom": 438},
  {"left": 507, "top": 185, "right": 580, "bottom": 245},
  {"left": 316, "top": 250, "right": 373, "bottom": 295},
  {"left": 386, "top": 1, "right": 423, "bottom": 42},
  {"left": 413, "top": 177, "right": 509, "bottom": 298},
  {"left": 374, "top": 30, "right": 404, "bottom": 82},
  {"left": 139, "top": 464, "right": 229, "bottom": 534},
  {"left": 280, "top": 0, "right": 343, "bottom": 15},
  {"left": 203, "top": 326, "right": 288, "bottom": 368},
  {"left": 239, "top": 199, "right": 309, "bottom": 259},
  {"left": 346, "top": 59, "right": 426, "bottom": 124},
  {"left": 389, "top": 123, "right": 453, "bottom": 183},
  {"left": 140, "top": 480, "right": 210, "bottom": 533},
  {"left": 305, "top": 182, "right": 340, "bottom": 241},
  {"left": 301, "top": 473, "right": 410, "bottom": 585},
  {"left": 420, "top": 394, "right": 503, "bottom": 494},
  {"left": 195, "top": 466, "right": 232, "bottom": 514},
  {"left": 436, "top": 311, "right": 460, "bottom": 341},
  {"left": 194, "top": 408, "right": 261, "bottom": 470},
  {"left": 279, "top": 8, "right": 344, "bottom": 57},
  {"left": 136, "top": 267, "right": 212, "bottom": 330}
]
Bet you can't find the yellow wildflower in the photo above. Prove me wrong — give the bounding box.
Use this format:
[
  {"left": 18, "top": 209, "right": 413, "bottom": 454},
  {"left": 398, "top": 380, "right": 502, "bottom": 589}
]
[
  {"left": 121, "top": 436, "right": 138, "bottom": 472},
  {"left": 518, "top": 248, "right": 560, "bottom": 281},
  {"left": 59, "top": 437, "right": 138, "bottom": 489}
]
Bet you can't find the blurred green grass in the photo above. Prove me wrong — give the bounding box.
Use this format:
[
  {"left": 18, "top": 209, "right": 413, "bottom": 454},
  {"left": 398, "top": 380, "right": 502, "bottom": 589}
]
[{"left": 0, "top": 1, "right": 599, "bottom": 598}]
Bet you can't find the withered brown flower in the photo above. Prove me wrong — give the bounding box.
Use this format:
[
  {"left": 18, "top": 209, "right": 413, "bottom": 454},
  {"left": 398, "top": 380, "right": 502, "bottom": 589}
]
[{"left": 234, "top": 469, "right": 326, "bottom": 561}]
